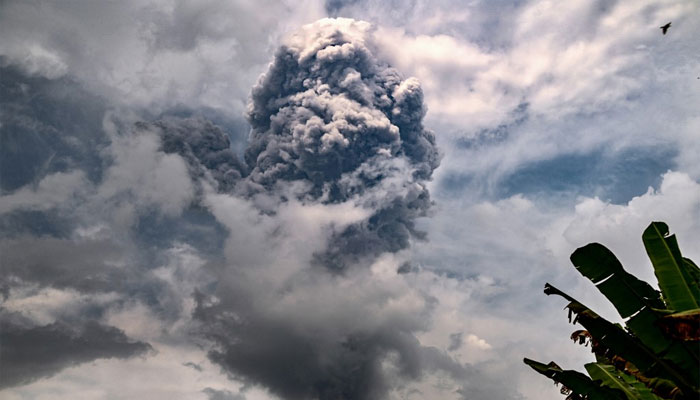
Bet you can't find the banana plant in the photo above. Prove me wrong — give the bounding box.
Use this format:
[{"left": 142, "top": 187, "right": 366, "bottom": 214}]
[{"left": 524, "top": 222, "right": 700, "bottom": 400}]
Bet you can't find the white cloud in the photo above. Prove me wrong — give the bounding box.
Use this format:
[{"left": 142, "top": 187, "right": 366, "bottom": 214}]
[
  {"left": 4, "top": 44, "right": 68, "bottom": 79},
  {"left": 95, "top": 123, "right": 195, "bottom": 226},
  {"left": 0, "top": 0, "right": 327, "bottom": 114},
  {"left": 2, "top": 287, "right": 119, "bottom": 326},
  {"left": 373, "top": 0, "right": 695, "bottom": 129},
  {"left": 561, "top": 171, "right": 700, "bottom": 284},
  {"left": 365, "top": 0, "right": 700, "bottom": 198},
  {"left": 0, "top": 170, "right": 89, "bottom": 214}
]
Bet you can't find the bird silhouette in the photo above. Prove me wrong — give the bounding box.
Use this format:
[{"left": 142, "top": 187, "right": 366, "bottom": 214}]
[{"left": 660, "top": 22, "right": 671, "bottom": 35}]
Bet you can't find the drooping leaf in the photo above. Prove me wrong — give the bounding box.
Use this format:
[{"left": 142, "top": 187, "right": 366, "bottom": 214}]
[
  {"left": 544, "top": 283, "right": 698, "bottom": 395},
  {"left": 545, "top": 285, "right": 652, "bottom": 368},
  {"left": 571, "top": 243, "right": 664, "bottom": 318},
  {"left": 585, "top": 362, "right": 663, "bottom": 400},
  {"left": 523, "top": 358, "right": 625, "bottom": 400},
  {"left": 642, "top": 222, "right": 699, "bottom": 312}
]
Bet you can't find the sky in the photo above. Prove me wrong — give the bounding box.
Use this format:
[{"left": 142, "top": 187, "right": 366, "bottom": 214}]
[{"left": 1, "top": 1, "right": 699, "bottom": 399}]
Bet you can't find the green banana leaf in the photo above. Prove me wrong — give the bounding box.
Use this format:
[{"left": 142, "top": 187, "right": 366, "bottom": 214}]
[
  {"left": 570, "top": 243, "right": 664, "bottom": 318},
  {"left": 571, "top": 241, "right": 699, "bottom": 382},
  {"left": 681, "top": 258, "right": 700, "bottom": 305},
  {"left": 642, "top": 222, "right": 699, "bottom": 311},
  {"left": 626, "top": 308, "right": 699, "bottom": 381},
  {"left": 585, "top": 362, "right": 663, "bottom": 400},
  {"left": 523, "top": 358, "right": 624, "bottom": 400},
  {"left": 544, "top": 283, "right": 698, "bottom": 395}
]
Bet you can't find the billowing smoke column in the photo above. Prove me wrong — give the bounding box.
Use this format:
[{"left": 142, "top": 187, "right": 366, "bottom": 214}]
[
  {"left": 193, "top": 18, "right": 455, "bottom": 400},
  {"left": 243, "top": 18, "right": 440, "bottom": 269},
  {"left": 145, "top": 18, "right": 440, "bottom": 269}
]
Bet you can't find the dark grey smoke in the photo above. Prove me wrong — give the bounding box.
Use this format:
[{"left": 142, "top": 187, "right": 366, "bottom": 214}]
[
  {"left": 141, "top": 18, "right": 440, "bottom": 270},
  {"left": 0, "top": 312, "right": 152, "bottom": 388},
  {"left": 243, "top": 18, "right": 439, "bottom": 269},
  {"left": 245, "top": 23, "right": 439, "bottom": 194}
]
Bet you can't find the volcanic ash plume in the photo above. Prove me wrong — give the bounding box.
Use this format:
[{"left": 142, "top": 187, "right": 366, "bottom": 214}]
[
  {"left": 193, "top": 18, "right": 460, "bottom": 400},
  {"left": 243, "top": 18, "right": 440, "bottom": 269}
]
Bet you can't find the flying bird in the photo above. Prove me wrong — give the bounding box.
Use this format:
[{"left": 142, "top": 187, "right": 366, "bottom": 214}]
[{"left": 660, "top": 22, "right": 671, "bottom": 35}]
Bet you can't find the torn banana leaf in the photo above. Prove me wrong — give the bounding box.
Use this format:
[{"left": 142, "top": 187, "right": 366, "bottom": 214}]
[{"left": 570, "top": 242, "right": 664, "bottom": 318}]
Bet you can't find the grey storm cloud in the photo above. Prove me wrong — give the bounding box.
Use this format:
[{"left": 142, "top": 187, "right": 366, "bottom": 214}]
[{"left": 0, "top": 311, "right": 152, "bottom": 389}]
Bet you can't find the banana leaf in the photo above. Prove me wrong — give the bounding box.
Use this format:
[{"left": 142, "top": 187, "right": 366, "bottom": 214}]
[
  {"left": 585, "top": 362, "right": 663, "bottom": 400},
  {"left": 642, "top": 222, "right": 699, "bottom": 311},
  {"left": 544, "top": 283, "right": 698, "bottom": 395},
  {"left": 570, "top": 243, "right": 664, "bottom": 318},
  {"left": 626, "top": 307, "right": 699, "bottom": 381},
  {"left": 607, "top": 360, "right": 684, "bottom": 400},
  {"left": 571, "top": 241, "right": 699, "bottom": 380},
  {"left": 523, "top": 358, "right": 625, "bottom": 400}
]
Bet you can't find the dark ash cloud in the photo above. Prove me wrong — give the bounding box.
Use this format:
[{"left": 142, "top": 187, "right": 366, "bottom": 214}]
[
  {"left": 0, "top": 312, "right": 152, "bottom": 389},
  {"left": 242, "top": 18, "right": 439, "bottom": 269},
  {"left": 244, "top": 21, "right": 439, "bottom": 194}
]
